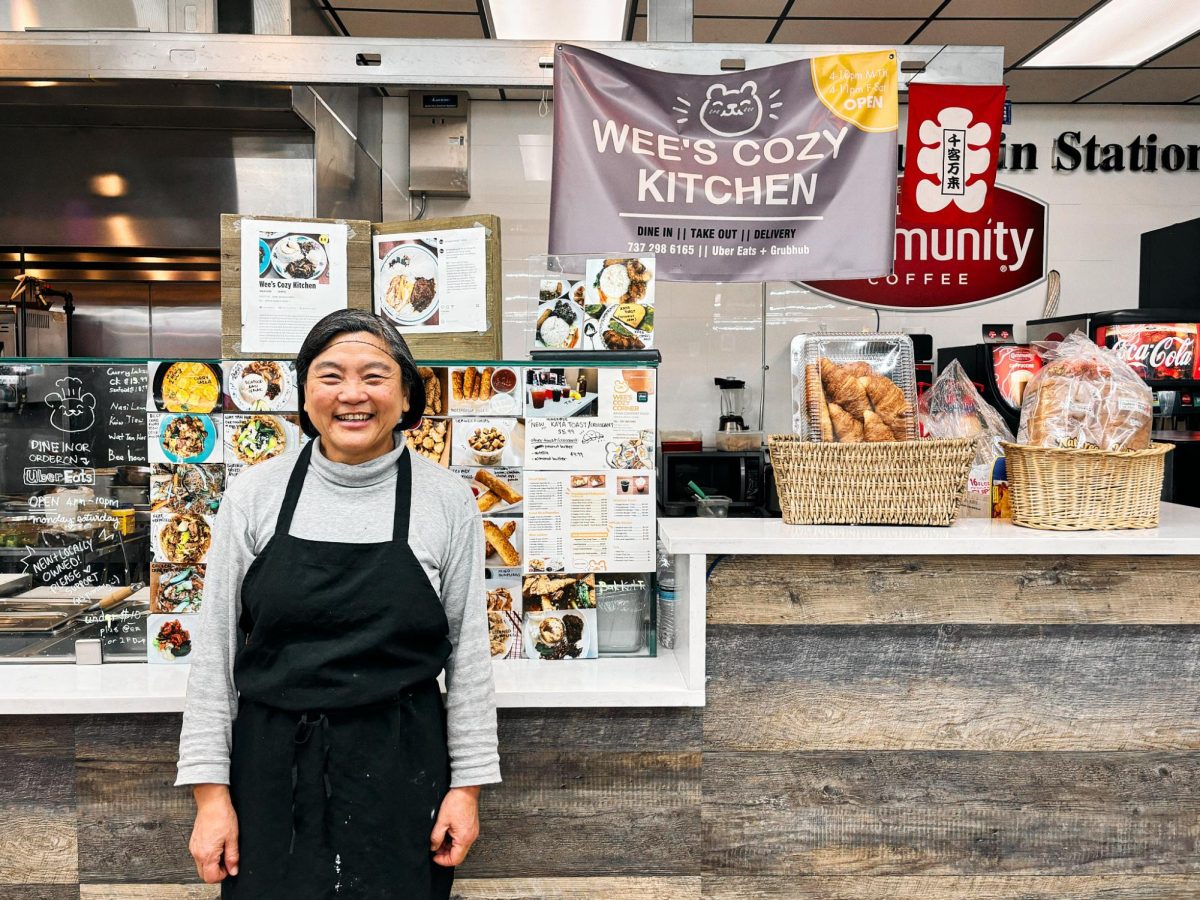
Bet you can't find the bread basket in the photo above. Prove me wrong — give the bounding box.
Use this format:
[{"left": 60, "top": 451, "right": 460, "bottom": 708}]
[
  {"left": 767, "top": 436, "right": 975, "bottom": 526},
  {"left": 1002, "top": 441, "right": 1172, "bottom": 530}
]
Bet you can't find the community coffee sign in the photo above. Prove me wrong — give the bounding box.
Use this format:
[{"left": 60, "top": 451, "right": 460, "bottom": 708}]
[
  {"left": 804, "top": 185, "right": 1047, "bottom": 310},
  {"left": 549, "top": 44, "right": 901, "bottom": 283}
]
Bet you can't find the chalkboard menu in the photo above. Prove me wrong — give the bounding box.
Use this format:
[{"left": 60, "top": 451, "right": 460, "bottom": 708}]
[{"left": 0, "top": 362, "right": 153, "bottom": 588}]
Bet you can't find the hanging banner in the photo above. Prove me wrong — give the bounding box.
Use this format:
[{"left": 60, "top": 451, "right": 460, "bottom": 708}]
[
  {"left": 549, "top": 45, "right": 899, "bottom": 283},
  {"left": 901, "top": 83, "right": 1006, "bottom": 226}
]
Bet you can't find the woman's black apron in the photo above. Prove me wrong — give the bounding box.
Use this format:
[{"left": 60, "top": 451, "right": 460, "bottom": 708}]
[{"left": 224, "top": 441, "right": 454, "bottom": 899}]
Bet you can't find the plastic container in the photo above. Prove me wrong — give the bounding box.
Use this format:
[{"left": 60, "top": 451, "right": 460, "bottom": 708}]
[
  {"left": 597, "top": 578, "right": 649, "bottom": 654},
  {"left": 660, "top": 429, "right": 703, "bottom": 453},
  {"left": 655, "top": 540, "right": 676, "bottom": 650},
  {"left": 791, "top": 333, "right": 918, "bottom": 441},
  {"left": 714, "top": 430, "right": 762, "bottom": 452},
  {"left": 695, "top": 495, "right": 732, "bottom": 518}
]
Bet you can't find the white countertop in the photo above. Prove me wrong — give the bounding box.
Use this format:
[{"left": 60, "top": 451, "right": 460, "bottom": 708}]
[
  {"left": 0, "top": 654, "right": 703, "bottom": 715},
  {"left": 658, "top": 503, "right": 1200, "bottom": 556}
]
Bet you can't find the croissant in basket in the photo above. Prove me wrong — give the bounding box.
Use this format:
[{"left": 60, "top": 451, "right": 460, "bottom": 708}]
[{"left": 807, "top": 358, "right": 913, "bottom": 442}]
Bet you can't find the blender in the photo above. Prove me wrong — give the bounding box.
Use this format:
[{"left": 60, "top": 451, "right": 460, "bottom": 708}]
[{"left": 715, "top": 377, "right": 747, "bottom": 432}]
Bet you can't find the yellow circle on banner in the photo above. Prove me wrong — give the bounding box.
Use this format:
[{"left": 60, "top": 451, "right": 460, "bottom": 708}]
[{"left": 810, "top": 50, "right": 899, "bottom": 133}]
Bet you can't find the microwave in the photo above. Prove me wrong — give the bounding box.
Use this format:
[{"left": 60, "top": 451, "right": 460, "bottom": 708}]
[{"left": 658, "top": 449, "right": 766, "bottom": 516}]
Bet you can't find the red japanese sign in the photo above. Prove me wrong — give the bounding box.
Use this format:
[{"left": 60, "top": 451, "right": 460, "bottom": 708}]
[{"left": 901, "top": 83, "right": 1006, "bottom": 226}]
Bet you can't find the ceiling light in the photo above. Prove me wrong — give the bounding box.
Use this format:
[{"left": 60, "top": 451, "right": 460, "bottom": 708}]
[
  {"left": 488, "top": 0, "right": 627, "bottom": 41},
  {"left": 1023, "top": 0, "right": 1200, "bottom": 67},
  {"left": 89, "top": 174, "right": 127, "bottom": 198}
]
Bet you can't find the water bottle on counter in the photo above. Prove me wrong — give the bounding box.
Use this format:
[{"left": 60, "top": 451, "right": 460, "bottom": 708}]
[{"left": 656, "top": 539, "right": 676, "bottom": 650}]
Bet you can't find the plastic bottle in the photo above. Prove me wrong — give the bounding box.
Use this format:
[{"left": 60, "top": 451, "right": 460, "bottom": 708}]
[{"left": 656, "top": 539, "right": 676, "bottom": 649}]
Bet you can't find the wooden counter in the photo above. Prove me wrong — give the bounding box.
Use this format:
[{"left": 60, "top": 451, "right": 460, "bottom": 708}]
[{"left": 2, "top": 508, "right": 1198, "bottom": 896}]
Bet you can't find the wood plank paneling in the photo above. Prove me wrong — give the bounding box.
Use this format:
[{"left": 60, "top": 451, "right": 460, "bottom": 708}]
[
  {"left": 0, "top": 888, "right": 80, "bottom": 900},
  {"left": 706, "top": 624, "right": 1200, "bottom": 750},
  {"left": 462, "top": 752, "right": 701, "bottom": 879},
  {"left": 701, "top": 876, "right": 1200, "bottom": 899},
  {"left": 451, "top": 877, "right": 701, "bottom": 898},
  {"left": 0, "top": 717, "right": 74, "bottom": 806},
  {"left": 81, "top": 888, "right": 218, "bottom": 899},
  {"left": 707, "top": 556, "right": 1200, "bottom": 625},
  {"left": 497, "top": 708, "right": 703, "bottom": 752},
  {"left": 0, "top": 811, "right": 76, "bottom": 883},
  {"left": 76, "top": 759, "right": 196, "bottom": 883},
  {"left": 703, "top": 752, "right": 1200, "bottom": 876}
]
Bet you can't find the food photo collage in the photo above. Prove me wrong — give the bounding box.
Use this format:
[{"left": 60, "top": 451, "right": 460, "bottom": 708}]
[
  {"left": 143, "top": 359, "right": 305, "bottom": 664},
  {"left": 405, "top": 363, "right": 658, "bottom": 661},
  {"left": 534, "top": 257, "right": 656, "bottom": 352}
]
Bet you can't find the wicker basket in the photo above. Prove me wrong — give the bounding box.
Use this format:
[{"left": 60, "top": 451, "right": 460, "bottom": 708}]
[
  {"left": 767, "top": 436, "right": 975, "bottom": 526},
  {"left": 1002, "top": 441, "right": 1172, "bottom": 531}
]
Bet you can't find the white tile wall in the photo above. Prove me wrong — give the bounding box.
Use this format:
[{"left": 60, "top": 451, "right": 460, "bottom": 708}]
[{"left": 382, "top": 100, "right": 1200, "bottom": 445}]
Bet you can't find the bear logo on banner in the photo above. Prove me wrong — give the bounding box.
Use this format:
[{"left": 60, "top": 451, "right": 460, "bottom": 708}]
[
  {"left": 693, "top": 81, "right": 769, "bottom": 137},
  {"left": 902, "top": 83, "right": 1006, "bottom": 226}
]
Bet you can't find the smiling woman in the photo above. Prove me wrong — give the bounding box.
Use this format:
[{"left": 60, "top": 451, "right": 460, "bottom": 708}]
[{"left": 177, "top": 310, "right": 499, "bottom": 900}]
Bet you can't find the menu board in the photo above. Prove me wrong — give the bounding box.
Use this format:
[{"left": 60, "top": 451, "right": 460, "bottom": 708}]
[{"left": 405, "top": 362, "right": 656, "bottom": 662}]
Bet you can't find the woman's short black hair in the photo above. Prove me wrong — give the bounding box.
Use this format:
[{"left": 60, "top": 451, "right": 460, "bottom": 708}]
[{"left": 294, "top": 308, "right": 426, "bottom": 439}]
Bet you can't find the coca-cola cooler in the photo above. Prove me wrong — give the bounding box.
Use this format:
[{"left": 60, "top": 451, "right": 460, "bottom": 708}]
[{"left": 936, "top": 343, "right": 1043, "bottom": 434}]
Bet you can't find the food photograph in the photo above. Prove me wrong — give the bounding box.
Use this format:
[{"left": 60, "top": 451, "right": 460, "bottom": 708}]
[
  {"left": 149, "top": 412, "right": 222, "bottom": 464},
  {"left": 376, "top": 239, "right": 440, "bottom": 327},
  {"left": 147, "top": 614, "right": 194, "bottom": 664},
  {"left": 224, "top": 413, "right": 299, "bottom": 466},
  {"left": 583, "top": 256, "right": 656, "bottom": 350},
  {"left": 149, "top": 361, "right": 223, "bottom": 414},
  {"left": 454, "top": 466, "right": 524, "bottom": 514},
  {"left": 482, "top": 517, "right": 522, "bottom": 571},
  {"left": 404, "top": 417, "right": 452, "bottom": 466},
  {"left": 416, "top": 366, "right": 448, "bottom": 416},
  {"left": 150, "top": 464, "right": 225, "bottom": 516},
  {"left": 452, "top": 417, "right": 524, "bottom": 468},
  {"left": 524, "top": 367, "right": 598, "bottom": 417},
  {"left": 485, "top": 575, "right": 522, "bottom": 660},
  {"left": 521, "top": 572, "right": 597, "bottom": 611},
  {"left": 151, "top": 511, "right": 214, "bottom": 565},
  {"left": 150, "top": 563, "right": 205, "bottom": 614},
  {"left": 522, "top": 608, "right": 597, "bottom": 660},
  {"left": 268, "top": 233, "right": 329, "bottom": 282},
  {"left": 447, "top": 365, "right": 522, "bottom": 416},
  {"left": 222, "top": 359, "right": 298, "bottom": 412}
]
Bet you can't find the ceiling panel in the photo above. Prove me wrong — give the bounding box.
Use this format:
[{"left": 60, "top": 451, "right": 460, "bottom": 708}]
[
  {"left": 773, "top": 18, "right": 923, "bottom": 45},
  {"left": 1146, "top": 34, "right": 1200, "bottom": 67},
  {"left": 1004, "top": 67, "right": 1126, "bottom": 102},
  {"left": 790, "top": 0, "right": 940, "bottom": 15},
  {"left": 940, "top": 0, "right": 1098, "bottom": 16},
  {"left": 1080, "top": 68, "right": 1200, "bottom": 103},
  {"left": 330, "top": 0, "right": 481, "bottom": 11},
  {"left": 336, "top": 10, "right": 486, "bottom": 39},
  {"left": 916, "top": 19, "right": 1063, "bottom": 67},
  {"left": 694, "top": 0, "right": 786, "bottom": 16},
  {"left": 693, "top": 16, "right": 776, "bottom": 43}
]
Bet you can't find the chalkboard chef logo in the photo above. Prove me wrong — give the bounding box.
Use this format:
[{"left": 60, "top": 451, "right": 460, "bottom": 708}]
[
  {"left": 550, "top": 45, "right": 900, "bottom": 283},
  {"left": 803, "top": 184, "right": 1048, "bottom": 311},
  {"left": 46, "top": 377, "right": 96, "bottom": 433}
]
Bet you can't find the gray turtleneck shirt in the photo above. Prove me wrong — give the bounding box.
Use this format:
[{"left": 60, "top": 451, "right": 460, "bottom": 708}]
[{"left": 176, "top": 437, "right": 501, "bottom": 789}]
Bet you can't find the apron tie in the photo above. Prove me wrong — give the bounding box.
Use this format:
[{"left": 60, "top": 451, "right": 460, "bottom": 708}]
[{"left": 290, "top": 712, "right": 332, "bottom": 855}]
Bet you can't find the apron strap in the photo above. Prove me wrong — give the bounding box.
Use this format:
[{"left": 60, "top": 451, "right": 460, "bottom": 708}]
[
  {"left": 275, "top": 440, "right": 315, "bottom": 536},
  {"left": 392, "top": 443, "right": 412, "bottom": 542}
]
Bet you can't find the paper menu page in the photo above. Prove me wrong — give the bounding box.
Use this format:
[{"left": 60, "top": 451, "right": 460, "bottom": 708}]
[
  {"left": 524, "top": 471, "right": 655, "bottom": 574},
  {"left": 374, "top": 227, "right": 487, "bottom": 334},
  {"left": 240, "top": 219, "right": 349, "bottom": 354}
]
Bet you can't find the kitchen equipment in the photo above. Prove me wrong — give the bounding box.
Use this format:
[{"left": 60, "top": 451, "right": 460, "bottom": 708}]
[
  {"left": 1026, "top": 313, "right": 1093, "bottom": 344},
  {"left": 659, "top": 449, "right": 766, "bottom": 516},
  {"left": 715, "top": 377, "right": 747, "bottom": 432},
  {"left": 938, "top": 343, "right": 1043, "bottom": 434},
  {"left": 1140, "top": 217, "right": 1200, "bottom": 313},
  {"left": 0, "top": 584, "right": 139, "bottom": 633}
]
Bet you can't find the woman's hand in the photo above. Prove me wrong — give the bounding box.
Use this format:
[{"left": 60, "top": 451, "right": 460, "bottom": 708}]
[
  {"left": 189, "top": 784, "right": 240, "bottom": 883},
  {"left": 430, "top": 785, "right": 481, "bottom": 867}
]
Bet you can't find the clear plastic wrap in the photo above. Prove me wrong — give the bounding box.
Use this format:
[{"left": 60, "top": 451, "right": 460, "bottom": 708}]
[
  {"left": 920, "top": 359, "right": 1014, "bottom": 517},
  {"left": 791, "top": 333, "right": 918, "bottom": 442},
  {"left": 1016, "top": 332, "right": 1153, "bottom": 451}
]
